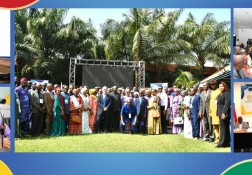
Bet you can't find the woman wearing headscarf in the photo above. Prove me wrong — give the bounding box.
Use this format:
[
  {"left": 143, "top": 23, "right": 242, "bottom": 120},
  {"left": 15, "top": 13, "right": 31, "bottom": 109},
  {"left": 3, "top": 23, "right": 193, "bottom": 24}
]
[
  {"left": 89, "top": 89, "right": 98, "bottom": 133},
  {"left": 172, "top": 88, "right": 183, "bottom": 134},
  {"left": 68, "top": 89, "right": 83, "bottom": 135},
  {"left": 50, "top": 87, "right": 66, "bottom": 136},
  {"left": 144, "top": 89, "right": 151, "bottom": 103},
  {"left": 216, "top": 82, "right": 230, "bottom": 148},
  {"left": 181, "top": 90, "right": 192, "bottom": 138},
  {"left": 80, "top": 87, "right": 92, "bottom": 134},
  {"left": 147, "top": 89, "right": 161, "bottom": 135}
]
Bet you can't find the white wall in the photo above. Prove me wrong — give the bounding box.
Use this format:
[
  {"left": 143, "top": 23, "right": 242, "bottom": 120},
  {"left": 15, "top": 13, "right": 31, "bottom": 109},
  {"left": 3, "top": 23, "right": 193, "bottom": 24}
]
[
  {"left": 236, "top": 28, "right": 252, "bottom": 47},
  {"left": 234, "top": 82, "right": 252, "bottom": 127}
]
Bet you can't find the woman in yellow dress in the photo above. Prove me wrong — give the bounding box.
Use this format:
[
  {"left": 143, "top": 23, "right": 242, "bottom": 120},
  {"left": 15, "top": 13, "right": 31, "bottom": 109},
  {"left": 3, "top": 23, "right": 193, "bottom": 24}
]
[{"left": 147, "top": 89, "right": 162, "bottom": 135}]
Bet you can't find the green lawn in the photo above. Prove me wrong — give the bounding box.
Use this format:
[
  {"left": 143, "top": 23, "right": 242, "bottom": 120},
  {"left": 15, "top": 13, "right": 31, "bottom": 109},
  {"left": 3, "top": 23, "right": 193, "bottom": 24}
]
[{"left": 15, "top": 133, "right": 230, "bottom": 152}]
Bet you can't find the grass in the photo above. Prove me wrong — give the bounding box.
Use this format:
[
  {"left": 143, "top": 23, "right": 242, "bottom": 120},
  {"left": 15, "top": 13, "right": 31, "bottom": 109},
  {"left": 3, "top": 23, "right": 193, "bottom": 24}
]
[{"left": 15, "top": 133, "right": 230, "bottom": 152}]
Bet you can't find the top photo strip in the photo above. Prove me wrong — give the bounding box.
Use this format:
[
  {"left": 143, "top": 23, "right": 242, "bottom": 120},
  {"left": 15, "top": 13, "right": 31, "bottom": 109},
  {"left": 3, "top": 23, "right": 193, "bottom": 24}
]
[
  {"left": 14, "top": 8, "right": 230, "bottom": 153},
  {"left": 234, "top": 8, "right": 252, "bottom": 79}
]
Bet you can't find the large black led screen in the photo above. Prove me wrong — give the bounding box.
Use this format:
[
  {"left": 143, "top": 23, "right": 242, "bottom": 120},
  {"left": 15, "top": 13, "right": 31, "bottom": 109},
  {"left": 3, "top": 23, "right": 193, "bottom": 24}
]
[{"left": 82, "top": 66, "right": 134, "bottom": 88}]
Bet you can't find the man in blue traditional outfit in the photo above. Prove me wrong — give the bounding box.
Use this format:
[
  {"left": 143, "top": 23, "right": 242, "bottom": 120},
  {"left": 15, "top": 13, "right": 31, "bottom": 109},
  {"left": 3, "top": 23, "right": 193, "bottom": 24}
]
[
  {"left": 15, "top": 78, "right": 31, "bottom": 137},
  {"left": 120, "top": 99, "right": 138, "bottom": 134}
]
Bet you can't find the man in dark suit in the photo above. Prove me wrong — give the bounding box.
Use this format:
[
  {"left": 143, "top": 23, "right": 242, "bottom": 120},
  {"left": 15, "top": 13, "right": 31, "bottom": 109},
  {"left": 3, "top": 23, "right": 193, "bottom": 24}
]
[
  {"left": 96, "top": 86, "right": 112, "bottom": 133},
  {"left": 189, "top": 88, "right": 200, "bottom": 140},
  {"left": 136, "top": 88, "right": 148, "bottom": 133},
  {"left": 30, "top": 83, "right": 45, "bottom": 136},
  {"left": 199, "top": 82, "right": 213, "bottom": 141},
  {"left": 109, "top": 86, "right": 122, "bottom": 132}
]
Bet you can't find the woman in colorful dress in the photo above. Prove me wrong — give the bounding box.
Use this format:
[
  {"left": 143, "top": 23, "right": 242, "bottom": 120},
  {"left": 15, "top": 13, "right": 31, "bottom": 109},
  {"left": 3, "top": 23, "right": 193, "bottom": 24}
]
[
  {"left": 172, "top": 88, "right": 182, "bottom": 134},
  {"left": 89, "top": 89, "right": 98, "bottom": 133},
  {"left": 80, "top": 87, "right": 92, "bottom": 134},
  {"left": 181, "top": 90, "right": 192, "bottom": 138},
  {"left": 68, "top": 89, "right": 83, "bottom": 135},
  {"left": 50, "top": 87, "right": 66, "bottom": 136},
  {"left": 147, "top": 89, "right": 161, "bottom": 135}
]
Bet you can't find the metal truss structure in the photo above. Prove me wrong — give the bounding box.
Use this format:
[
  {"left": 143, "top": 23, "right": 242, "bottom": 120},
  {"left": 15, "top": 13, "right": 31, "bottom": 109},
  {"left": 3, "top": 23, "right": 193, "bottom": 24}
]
[{"left": 69, "top": 58, "right": 145, "bottom": 88}]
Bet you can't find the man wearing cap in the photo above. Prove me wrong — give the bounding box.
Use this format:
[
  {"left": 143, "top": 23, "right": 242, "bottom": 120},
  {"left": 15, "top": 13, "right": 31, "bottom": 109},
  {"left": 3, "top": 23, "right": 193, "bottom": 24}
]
[
  {"left": 209, "top": 80, "right": 221, "bottom": 144},
  {"left": 15, "top": 78, "right": 31, "bottom": 137}
]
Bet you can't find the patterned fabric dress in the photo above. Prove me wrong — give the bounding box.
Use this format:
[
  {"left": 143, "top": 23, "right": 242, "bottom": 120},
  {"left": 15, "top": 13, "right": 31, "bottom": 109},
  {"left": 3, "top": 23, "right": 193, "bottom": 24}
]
[
  {"left": 80, "top": 94, "right": 92, "bottom": 134},
  {"left": 68, "top": 95, "right": 83, "bottom": 135},
  {"left": 147, "top": 96, "right": 162, "bottom": 135},
  {"left": 15, "top": 86, "right": 31, "bottom": 136},
  {"left": 50, "top": 95, "right": 66, "bottom": 136},
  {"left": 89, "top": 95, "right": 98, "bottom": 133},
  {"left": 172, "top": 95, "right": 182, "bottom": 134}
]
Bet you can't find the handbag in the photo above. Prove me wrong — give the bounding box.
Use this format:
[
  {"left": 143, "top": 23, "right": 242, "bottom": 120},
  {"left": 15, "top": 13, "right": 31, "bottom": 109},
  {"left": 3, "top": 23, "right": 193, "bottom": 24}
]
[
  {"left": 173, "top": 117, "right": 184, "bottom": 125},
  {"left": 71, "top": 115, "right": 81, "bottom": 123},
  {"left": 152, "top": 110, "right": 160, "bottom": 118}
]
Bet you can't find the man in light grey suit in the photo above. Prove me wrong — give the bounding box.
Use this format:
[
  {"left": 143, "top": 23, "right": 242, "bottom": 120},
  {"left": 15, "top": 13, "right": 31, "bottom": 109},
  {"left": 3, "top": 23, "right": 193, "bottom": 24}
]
[
  {"left": 233, "top": 55, "right": 252, "bottom": 79},
  {"left": 30, "top": 83, "right": 45, "bottom": 136},
  {"left": 199, "top": 82, "right": 213, "bottom": 141}
]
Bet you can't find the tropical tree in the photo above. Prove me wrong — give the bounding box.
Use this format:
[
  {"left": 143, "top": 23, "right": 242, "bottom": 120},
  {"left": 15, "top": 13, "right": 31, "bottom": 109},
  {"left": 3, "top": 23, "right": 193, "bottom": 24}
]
[
  {"left": 174, "top": 70, "right": 198, "bottom": 88},
  {"left": 179, "top": 12, "right": 230, "bottom": 70},
  {"left": 15, "top": 9, "right": 99, "bottom": 84},
  {"left": 140, "top": 9, "right": 199, "bottom": 82}
]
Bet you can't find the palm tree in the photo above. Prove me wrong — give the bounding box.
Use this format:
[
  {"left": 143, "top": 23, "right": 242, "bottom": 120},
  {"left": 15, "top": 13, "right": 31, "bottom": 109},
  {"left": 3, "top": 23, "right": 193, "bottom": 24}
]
[
  {"left": 15, "top": 9, "right": 100, "bottom": 83},
  {"left": 141, "top": 9, "right": 198, "bottom": 82},
  {"left": 179, "top": 12, "right": 230, "bottom": 70},
  {"left": 174, "top": 70, "right": 198, "bottom": 88}
]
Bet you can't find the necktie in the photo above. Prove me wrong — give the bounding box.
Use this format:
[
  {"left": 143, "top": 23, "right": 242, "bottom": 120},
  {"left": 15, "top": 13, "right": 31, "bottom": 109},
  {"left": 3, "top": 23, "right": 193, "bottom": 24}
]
[
  {"left": 167, "top": 96, "right": 170, "bottom": 108},
  {"left": 237, "top": 70, "right": 242, "bottom": 79},
  {"left": 103, "top": 95, "right": 106, "bottom": 106}
]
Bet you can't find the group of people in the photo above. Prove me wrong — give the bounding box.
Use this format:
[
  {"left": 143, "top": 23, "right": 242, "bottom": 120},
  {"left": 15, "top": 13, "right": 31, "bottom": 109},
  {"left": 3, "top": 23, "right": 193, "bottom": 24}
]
[
  {"left": 15, "top": 78, "right": 230, "bottom": 147},
  {"left": 233, "top": 45, "right": 252, "bottom": 79}
]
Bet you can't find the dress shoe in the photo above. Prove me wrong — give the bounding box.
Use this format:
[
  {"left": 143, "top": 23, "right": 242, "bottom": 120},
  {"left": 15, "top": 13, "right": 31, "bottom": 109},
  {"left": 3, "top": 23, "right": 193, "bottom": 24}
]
[
  {"left": 203, "top": 138, "right": 209, "bottom": 141},
  {"left": 208, "top": 138, "right": 214, "bottom": 142}
]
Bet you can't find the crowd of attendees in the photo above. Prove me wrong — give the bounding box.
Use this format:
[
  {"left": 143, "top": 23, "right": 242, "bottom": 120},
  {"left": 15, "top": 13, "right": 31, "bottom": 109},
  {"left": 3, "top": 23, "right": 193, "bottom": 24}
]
[
  {"left": 233, "top": 45, "right": 252, "bottom": 79},
  {"left": 15, "top": 78, "right": 231, "bottom": 148}
]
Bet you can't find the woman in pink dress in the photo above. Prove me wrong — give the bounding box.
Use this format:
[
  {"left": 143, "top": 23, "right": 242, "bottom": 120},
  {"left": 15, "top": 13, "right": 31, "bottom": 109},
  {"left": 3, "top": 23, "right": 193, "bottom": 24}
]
[{"left": 89, "top": 89, "right": 98, "bottom": 133}]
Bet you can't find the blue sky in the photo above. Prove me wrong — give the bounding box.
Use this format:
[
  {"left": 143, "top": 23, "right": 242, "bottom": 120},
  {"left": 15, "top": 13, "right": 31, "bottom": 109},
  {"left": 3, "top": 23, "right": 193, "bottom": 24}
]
[{"left": 65, "top": 8, "right": 231, "bottom": 38}]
